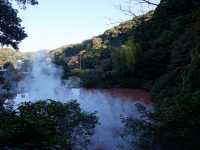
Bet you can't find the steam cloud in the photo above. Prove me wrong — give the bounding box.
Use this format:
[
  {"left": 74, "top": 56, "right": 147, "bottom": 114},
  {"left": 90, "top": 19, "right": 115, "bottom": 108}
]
[{"left": 15, "top": 50, "right": 142, "bottom": 149}]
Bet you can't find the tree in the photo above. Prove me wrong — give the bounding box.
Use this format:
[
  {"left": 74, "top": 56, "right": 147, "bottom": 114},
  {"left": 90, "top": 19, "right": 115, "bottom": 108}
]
[
  {"left": 52, "top": 53, "right": 71, "bottom": 79},
  {"left": 0, "top": 0, "right": 38, "bottom": 49},
  {"left": 0, "top": 100, "right": 97, "bottom": 149},
  {"left": 119, "top": 0, "right": 160, "bottom": 17},
  {"left": 111, "top": 38, "right": 142, "bottom": 74},
  {"left": 138, "top": 0, "right": 158, "bottom": 6}
]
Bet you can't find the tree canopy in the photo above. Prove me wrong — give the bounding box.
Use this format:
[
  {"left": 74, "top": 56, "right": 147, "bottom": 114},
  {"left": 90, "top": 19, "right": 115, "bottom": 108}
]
[{"left": 0, "top": 0, "right": 38, "bottom": 49}]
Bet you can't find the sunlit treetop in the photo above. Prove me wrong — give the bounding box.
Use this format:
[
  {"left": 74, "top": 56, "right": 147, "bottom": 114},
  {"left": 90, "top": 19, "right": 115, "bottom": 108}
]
[{"left": 0, "top": 0, "right": 38, "bottom": 50}]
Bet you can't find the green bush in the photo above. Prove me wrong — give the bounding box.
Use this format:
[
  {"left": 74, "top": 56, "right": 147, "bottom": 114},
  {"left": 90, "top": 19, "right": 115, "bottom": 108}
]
[
  {"left": 111, "top": 38, "right": 142, "bottom": 75},
  {"left": 0, "top": 100, "right": 97, "bottom": 149}
]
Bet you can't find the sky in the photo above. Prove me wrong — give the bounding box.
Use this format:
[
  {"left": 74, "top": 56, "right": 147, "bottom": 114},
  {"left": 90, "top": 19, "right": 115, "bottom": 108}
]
[{"left": 17, "top": 0, "right": 156, "bottom": 52}]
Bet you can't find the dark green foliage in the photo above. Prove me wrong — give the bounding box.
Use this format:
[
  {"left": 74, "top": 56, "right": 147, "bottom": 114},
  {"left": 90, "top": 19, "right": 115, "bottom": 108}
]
[
  {"left": 111, "top": 38, "right": 142, "bottom": 74},
  {"left": 63, "top": 47, "right": 81, "bottom": 57},
  {"left": 51, "top": 1, "right": 200, "bottom": 149},
  {"left": 0, "top": 0, "right": 38, "bottom": 49},
  {"left": 155, "top": 0, "right": 200, "bottom": 18},
  {"left": 70, "top": 38, "right": 143, "bottom": 88},
  {"left": 134, "top": 48, "right": 170, "bottom": 80},
  {"left": 0, "top": 100, "right": 97, "bottom": 150},
  {"left": 168, "top": 32, "right": 193, "bottom": 70},
  {"left": 50, "top": 12, "right": 154, "bottom": 88},
  {"left": 153, "top": 92, "right": 200, "bottom": 150},
  {"left": 15, "top": 0, "right": 38, "bottom": 7},
  {"left": 150, "top": 69, "right": 183, "bottom": 101},
  {"left": 52, "top": 53, "right": 71, "bottom": 79},
  {"left": 123, "top": 91, "right": 200, "bottom": 150},
  {"left": 182, "top": 49, "right": 200, "bottom": 92},
  {"left": 121, "top": 1, "right": 200, "bottom": 150}
]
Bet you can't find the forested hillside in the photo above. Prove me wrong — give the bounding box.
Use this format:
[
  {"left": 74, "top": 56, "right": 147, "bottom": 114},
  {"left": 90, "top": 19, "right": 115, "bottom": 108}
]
[
  {"left": 0, "top": 48, "right": 28, "bottom": 65},
  {"left": 50, "top": 11, "right": 154, "bottom": 87},
  {"left": 51, "top": 0, "right": 200, "bottom": 149}
]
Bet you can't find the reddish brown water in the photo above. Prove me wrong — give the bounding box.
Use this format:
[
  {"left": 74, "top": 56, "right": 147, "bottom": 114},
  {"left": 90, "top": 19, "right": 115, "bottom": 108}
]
[
  {"left": 84, "top": 88, "right": 152, "bottom": 105},
  {"left": 12, "top": 88, "right": 152, "bottom": 150},
  {"left": 63, "top": 88, "right": 152, "bottom": 150}
]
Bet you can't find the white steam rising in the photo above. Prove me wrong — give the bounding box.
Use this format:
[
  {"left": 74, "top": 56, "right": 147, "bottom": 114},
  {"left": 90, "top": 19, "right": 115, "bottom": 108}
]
[
  {"left": 15, "top": 50, "right": 144, "bottom": 149},
  {"left": 17, "top": 50, "right": 67, "bottom": 101}
]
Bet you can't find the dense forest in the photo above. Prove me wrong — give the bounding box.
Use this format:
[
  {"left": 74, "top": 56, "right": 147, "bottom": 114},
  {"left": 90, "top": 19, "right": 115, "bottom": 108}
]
[
  {"left": 51, "top": 0, "right": 200, "bottom": 149},
  {"left": 1, "top": 0, "right": 200, "bottom": 149},
  {"left": 0, "top": 1, "right": 98, "bottom": 149}
]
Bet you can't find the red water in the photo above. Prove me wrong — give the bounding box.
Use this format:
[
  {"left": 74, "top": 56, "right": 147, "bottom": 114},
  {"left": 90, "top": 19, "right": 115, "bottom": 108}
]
[
  {"left": 12, "top": 88, "right": 152, "bottom": 150},
  {"left": 81, "top": 88, "right": 152, "bottom": 105}
]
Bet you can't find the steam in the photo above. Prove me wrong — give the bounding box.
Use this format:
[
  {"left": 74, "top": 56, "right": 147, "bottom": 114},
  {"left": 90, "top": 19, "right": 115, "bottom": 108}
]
[
  {"left": 17, "top": 50, "right": 67, "bottom": 101},
  {"left": 15, "top": 50, "right": 145, "bottom": 149}
]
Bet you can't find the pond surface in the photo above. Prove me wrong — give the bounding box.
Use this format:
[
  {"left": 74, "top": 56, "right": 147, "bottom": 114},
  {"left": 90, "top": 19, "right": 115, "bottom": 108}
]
[{"left": 10, "top": 88, "right": 151, "bottom": 150}]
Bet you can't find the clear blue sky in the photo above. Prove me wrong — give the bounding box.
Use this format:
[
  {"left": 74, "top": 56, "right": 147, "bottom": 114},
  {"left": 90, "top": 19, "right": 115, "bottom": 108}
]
[{"left": 17, "top": 0, "right": 156, "bottom": 52}]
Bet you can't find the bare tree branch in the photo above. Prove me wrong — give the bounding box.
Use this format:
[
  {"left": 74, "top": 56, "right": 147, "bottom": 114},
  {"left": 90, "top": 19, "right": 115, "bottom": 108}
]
[
  {"left": 139, "top": 0, "right": 158, "bottom": 6},
  {"left": 119, "top": 3, "right": 137, "bottom": 17},
  {"left": 118, "top": 0, "right": 159, "bottom": 17},
  {"left": 107, "top": 0, "right": 159, "bottom": 25}
]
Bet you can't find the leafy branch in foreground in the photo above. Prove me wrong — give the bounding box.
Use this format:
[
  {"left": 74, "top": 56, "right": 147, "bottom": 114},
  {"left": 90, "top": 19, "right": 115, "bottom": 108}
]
[
  {"left": 0, "top": 0, "right": 38, "bottom": 49},
  {"left": 0, "top": 100, "right": 98, "bottom": 149}
]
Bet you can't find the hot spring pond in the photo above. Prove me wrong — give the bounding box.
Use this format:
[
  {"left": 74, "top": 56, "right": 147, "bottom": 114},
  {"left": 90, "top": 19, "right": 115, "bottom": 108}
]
[{"left": 9, "top": 88, "right": 151, "bottom": 150}]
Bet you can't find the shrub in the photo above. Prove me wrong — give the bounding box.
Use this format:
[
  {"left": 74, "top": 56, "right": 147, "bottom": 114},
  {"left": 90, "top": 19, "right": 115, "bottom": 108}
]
[{"left": 0, "top": 100, "right": 97, "bottom": 149}]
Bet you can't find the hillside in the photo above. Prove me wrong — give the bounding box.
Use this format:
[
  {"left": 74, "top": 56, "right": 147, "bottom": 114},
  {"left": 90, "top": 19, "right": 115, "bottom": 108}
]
[
  {"left": 50, "top": 11, "right": 153, "bottom": 63},
  {"left": 50, "top": 0, "right": 200, "bottom": 149},
  {"left": 0, "top": 48, "right": 31, "bottom": 66},
  {"left": 50, "top": 11, "right": 154, "bottom": 84}
]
